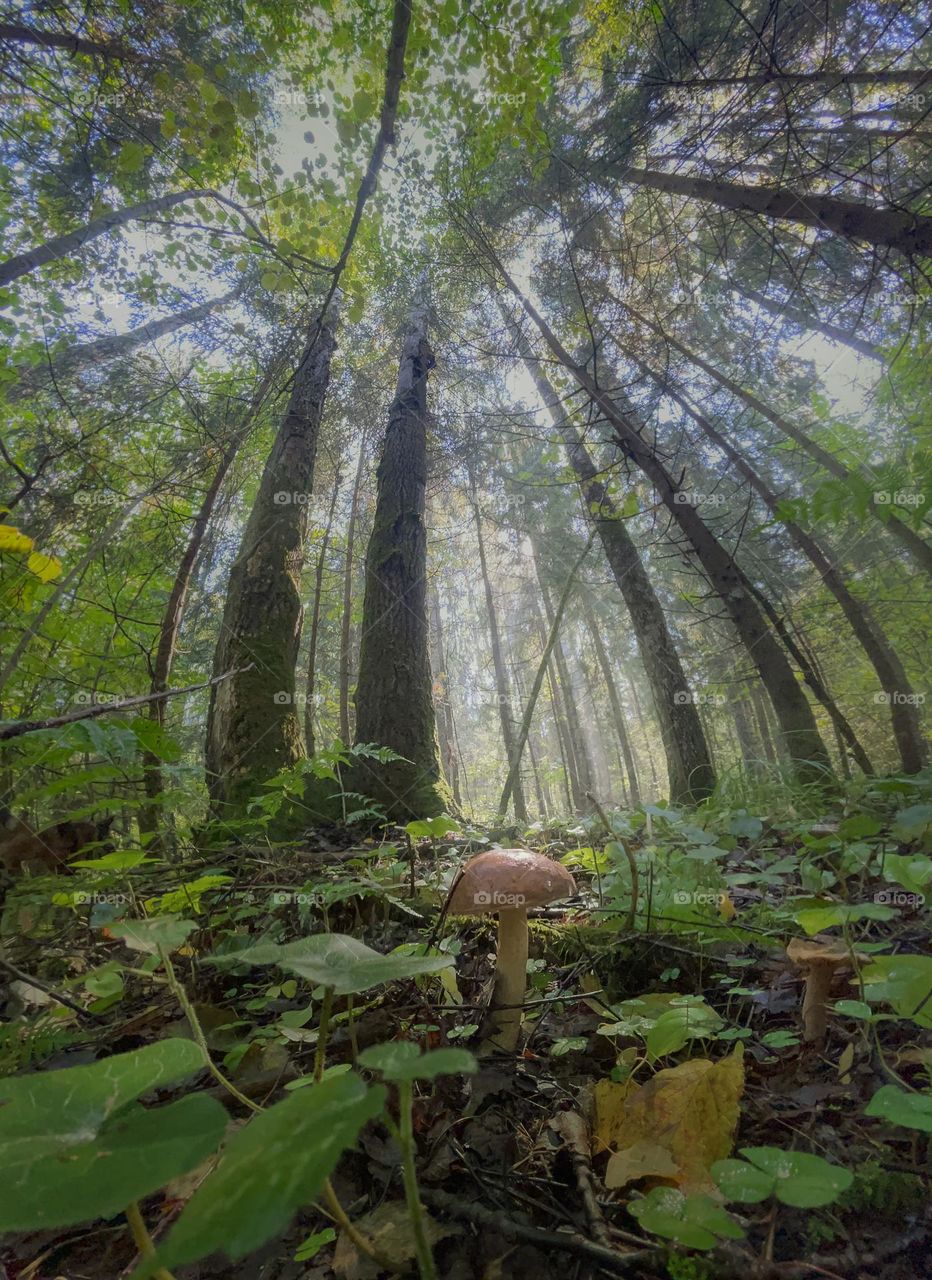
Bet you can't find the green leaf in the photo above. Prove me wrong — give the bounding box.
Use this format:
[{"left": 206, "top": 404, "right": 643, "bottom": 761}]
[
  {"left": 358, "top": 1043, "right": 477, "bottom": 1081},
  {"left": 861, "top": 954, "right": 932, "bottom": 1027},
  {"left": 109, "top": 915, "right": 196, "bottom": 954},
  {"left": 295, "top": 1227, "right": 336, "bottom": 1261},
  {"left": 892, "top": 804, "right": 932, "bottom": 842},
  {"left": 143, "top": 1074, "right": 386, "bottom": 1272},
  {"left": 210, "top": 933, "right": 455, "bottom": 995},
  {"left": 738, "top": 1147, "right": 852, "bottom": 1207},
  {"left": 404, "top": 816, "right": 461, "bottom": 839},
  {"left": 864, "top": 1086, "right": 932, "bottom": 1132},
  {"left": 629, "top": 1187, "right": 743, "bottom": 1249},
  {"left": 0, "top": 1041, "right": 222, "bottom": 1231},
  {"left": 117, "top": 141, "right": 147, "bottom": 173},
  {"left": 838, "top": 814, "right": 882, "bottom": 840},
  {"left": 645, "top": 1001, "right": 723, "bottom": 1059},
  {"left": 711, "top": 1157, "right": 774, "bottom": 1203},
  {"left": 832, "top": 999, "right": 873, "bottom": 1020}
]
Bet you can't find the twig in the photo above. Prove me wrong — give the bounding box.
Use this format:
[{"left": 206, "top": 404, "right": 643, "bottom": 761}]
[
  {"left": 551, "top": 1111, "right": 612, "bottom": 1247},
  {"left": 421, "top": 1187, "right": 658, "bottom": 1274},
  {"left": 0, "top": 954, "right": 100, "bottom": 1020},
  {"left": 0, "top": 665, "right": 253, "bottom": 740}
]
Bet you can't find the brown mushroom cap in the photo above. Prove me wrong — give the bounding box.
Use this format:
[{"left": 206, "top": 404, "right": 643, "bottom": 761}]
[
  {"left": 448, "top": 848, "right": 576, "bottom": 915},
  {"left": 786, "top": 935, "right": 852, "bottom": 969}
]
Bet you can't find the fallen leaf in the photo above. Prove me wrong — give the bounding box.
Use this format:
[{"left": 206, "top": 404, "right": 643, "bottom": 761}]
[
  {"left": 605, "top": 1138, "right": 680, "bottom": 1189},
  {"left": 837, "top": 1041, "right": 855, "bottom": 1082},
  {"left": 606, "top": 1047, "right": 744, "bottom": 1191},
  {"left": 592, "top": 1077, "right": 636, "bottom": 1153},
  {"left": 332, "top": 1199, "right": 456, "bottom": 1278}
]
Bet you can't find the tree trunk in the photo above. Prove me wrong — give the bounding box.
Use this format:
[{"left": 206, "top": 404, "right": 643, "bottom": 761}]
[
  {"left": 339, "top": 440, "right": 367, "bottom": 744},
  {"left": 205, "top": 316, "right": 337, "bottom": 813},
  {"left": 750, "top": 684, "right": 778, "bottom": 765},
  {"left": 642, "top": 361, "right": 924, "bottom": 772},
  {"left": 616, "top": 297, "right": 932, "bottom": 576},
  {"left": 429, "top": 583, "right": 461, "bottom": 805},
  {"left": 629, "top": 678, "right": 660, "bottom": 795},
  {"left": 618, "top": 166, "right": 932, "bottom": 257},
  {"left": 469, "top": 477, "right": 528, "bottom": 822},
  {"left": 585, "top": 604, "right": 641, "bottom": 805},
  {"left": 352, "top": 300, "right": 445, "bottom": 817},
  {"left": 499, "top": 278, "right": 832, "bottom": 783},
  {"left": 533, "top": 604, "right": 577, "bottom": 812},
  {"left": 0, "top": 189, "right": 218, "bottom": 287},
  {"left": 6, "top": 291, "right": 239, "bottom": 401},
  {"left": 303, "top": 467, "right": 343, "bottom": 756},
  {"left": 724, "top": 278, "right": 881, "bottom": 361},
  {"left": 511, "top": 316, "right": 714, "bottom": 802}
]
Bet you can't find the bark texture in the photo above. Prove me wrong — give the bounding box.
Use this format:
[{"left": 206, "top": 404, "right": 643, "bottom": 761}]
[
  {"left": 205, "top": 317, "right": 337, "bottom": 813},
  {"left": 351, "top": 302, "right": 445, "bottom": 817}
]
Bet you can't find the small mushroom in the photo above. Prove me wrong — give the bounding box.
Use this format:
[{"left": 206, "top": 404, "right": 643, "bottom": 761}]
[
  {"left": 786, "top": 935, "right": 858, "bottom": 1045},
  {"left": 449, "top": 848, "right": 576, "bottom": 1052}
]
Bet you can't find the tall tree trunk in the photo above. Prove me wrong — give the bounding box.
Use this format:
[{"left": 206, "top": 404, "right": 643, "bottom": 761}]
[
  {"left": 616, "top": 297, "right": 932, "bottom": 576},
  {"left": 429, "top": 583, "right": 461, "bottom": 805},
  {"left": 352, "top": 300, "right": 444, "bottom": 817},
  {"left": 469, "top": 476, "right": 528, "bottom": 822},
  {"left": 510, "top": 656, "right": 549, "bottom": 818},
  {"left": 750, "top": 684, "right": 778, "bottom": 765},
  {"left": 724, "top": 278, "right": 881, "bottom": 361},
  {"left": 628, "top": 678, "right": 660, "bottom": 795},
  {"left": 534, "top": 556, "right": 595, "bottom": 810},
  {"left": 511, "top": 315, "right": 714, "bottom": 802},
  {"left": 642, "top": 361, "right": 922, "bottom": 771},
  {"left": 140, "top": 438, "right": 240, "bottom": 836},
  {"left": 6, "top": 291, "right": 239, "bottom": 401},
  {"left": 498, "top": 277, "right": 832, "bottom": 783},
  {"left": 205, "top": 315, "right": 337, "bottom": 813},
  {"left": 303, "top": 467, "right": 343, "bottom": 756},
  {"left": 533, "top": 604, "right": 577, "bottom": 812},
  {"left": 339, "top": 440, "right": 367, "bottom": 744},
  {"left": 732, "top": 694, "right": 758, "bottom": 769},
  {"left": 616, "top": 166, "right": 932, "bottom": 257},
  {"left": 584, "top": 604, "right": 641, "bottom": 805}
]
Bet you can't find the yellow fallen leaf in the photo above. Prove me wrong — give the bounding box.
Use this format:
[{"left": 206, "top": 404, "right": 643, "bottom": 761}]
[
  {"left": 605, "top": 1138, "right": 679, "bottom": 1189},
  {"left": 592, "top": 1076, "right": 637, "bottom": 1153},
  {"left": 719, "top": 891, "right": 737, "bottom": 921},
  {"left": 609, "top": 1046, "right": 744, "bottom": 1192},
  {"left": 837, "top": 1040, "right": 855, "bottom": 1081}
]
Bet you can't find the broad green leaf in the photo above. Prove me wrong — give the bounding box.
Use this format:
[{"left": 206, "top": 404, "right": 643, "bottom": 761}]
[
  {"left": 358, "top": 1042, "right": 477, "bottom": 1081},
  {"left": 711, "top": 1157, "right": 774, "bottom": 1203},
  {"left": 738, "top": 1147, "right": 852, "bottom": 1207},
  {"left": 0, "top": 1040, "right": 222, "bottom": 1230},
  {"left": 861, "top": 954, "right": 932, "bottom": 1027},
  {"left": 892, "top": 804, "right": 932, "bottom": 842},
  {"left": 864, "top": 1086, "right": 932, "bottom": 1132},
  {"left": 646, "top": 1002, "right": 724, "bottom": 1058},
  {"left": 143, "top": 1074, "right": 386, "bottom": 1272},
  {"left": 109, "top": 915, "right": 196, "bottom": 954},
  {"left": 629, "top": 1187, "right": 743, "bottom": 1250},
  {"left": 211, "top": 933, "right": 455, "bottom": 995}
]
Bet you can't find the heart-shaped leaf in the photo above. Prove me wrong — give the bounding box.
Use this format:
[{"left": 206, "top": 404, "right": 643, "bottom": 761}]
[
  {"left": 358, "top": 1042, "right": 477, "bottom": 1082},
  {"left": 865, "top": 1085, "right": 932, "bottom": 1132}
]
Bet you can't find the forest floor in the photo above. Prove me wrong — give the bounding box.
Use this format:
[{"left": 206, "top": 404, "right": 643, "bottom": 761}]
[{"left": 1, "top": 779, "right": 930, "bottom": 1280}]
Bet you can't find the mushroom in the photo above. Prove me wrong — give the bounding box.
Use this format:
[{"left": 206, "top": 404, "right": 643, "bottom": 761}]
[
  {"left": 786, "top": 935, "right": 859, "bottom": 1045},
  {"left": 449, "top": 848, "right": 576, "bottom": 1052}
]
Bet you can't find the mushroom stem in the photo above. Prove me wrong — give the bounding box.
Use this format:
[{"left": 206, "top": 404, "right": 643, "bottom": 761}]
[
  {"left": 801, "top": 965, "right": 833, "bottom": 1044},
  {"left": 488, "top": 907, "right": 528, "bottom": 1052}
]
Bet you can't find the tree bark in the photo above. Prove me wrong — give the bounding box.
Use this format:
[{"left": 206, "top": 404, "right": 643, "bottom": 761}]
[
  {"left": 429, "top": 583, "right": 461, "bottom": 806},
  {"left": 640, "top": 358, "right": 923, "bottom": 772},
  {"left": 513, "top": 320, "right": 714, "bottom": 802},
  {"left": 616, "top": 296, "right": 932, "bottom": 577},
  {"left": 339, "top": 441, "right": 367, "bottom": 744},
  {"left": 303, "top": 467, "right": 343, "bottom": 756},
  {"left": 724, "top": 278, "right": 881, "bottom": 362},
  {"left": 495, "top": 270, "right": 832, "bottom": 782},
  {"left": 0, "top": 22, "right": 140, "bottom": 59},
  {"left": 585, "top": 604, "right": 641, "bottom": 805},
  {"left": 469, "top": 475, "right": 528, "bottom": 822},
  {"left": 205, "top": 315, "right": 337, "bottom": 813},
  {"left": 617, "top": 166, "right": 932, "bottom": 257},
  {"left": 0, "top": 190, "right": 216, "bottom": 287},
  {"left": 6, "top": 291, "right": 239, "bottom": 401},
  {"left": 352, "top": 300, "right": 445, "bottom": 817}
]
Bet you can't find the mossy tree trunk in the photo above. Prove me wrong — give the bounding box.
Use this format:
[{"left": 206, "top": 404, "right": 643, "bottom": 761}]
[
  {"left": 351, "top": 302, "right": 446, "bottom": 818},
  {"left": 205, "top": 317, "right": 337, "bottom": 815}
]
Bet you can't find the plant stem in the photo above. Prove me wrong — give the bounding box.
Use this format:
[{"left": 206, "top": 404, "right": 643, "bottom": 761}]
[
  {"left": 315, "top": 985, "right": 334, "bottom": 1081},
  {"left": 125, "top": 1200, "right": 176, "bottom": 1280},
  {"left": 392, "top": 1084, "right": 437, "bottom": 1280},
  {"left": 347, "top": 993, "right": 359, "bottom": 1065},
  {"left": 158, "top": 947, "right": 262, "bottom": 1114}
]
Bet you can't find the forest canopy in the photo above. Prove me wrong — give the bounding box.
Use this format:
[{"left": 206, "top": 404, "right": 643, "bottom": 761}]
[{"left": 0, "top": 0, "right": 929, "bottom": 1277}]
